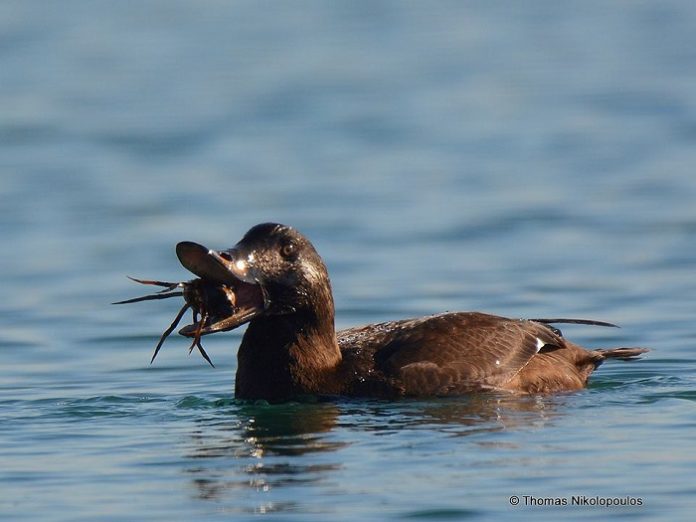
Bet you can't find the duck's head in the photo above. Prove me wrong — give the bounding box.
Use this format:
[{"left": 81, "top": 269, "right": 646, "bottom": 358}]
[{"left": 176, "top": 223, "right": 334, "bottom": 336}]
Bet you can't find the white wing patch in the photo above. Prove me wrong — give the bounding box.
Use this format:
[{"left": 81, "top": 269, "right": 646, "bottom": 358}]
[{"left": 535, "top": 337, "right": 546, "bottom": 352}]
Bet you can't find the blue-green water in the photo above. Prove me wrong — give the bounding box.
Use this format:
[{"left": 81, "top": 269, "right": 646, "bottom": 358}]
[{"left": 3, "top": 1, "right": 696, "bottom": 520}]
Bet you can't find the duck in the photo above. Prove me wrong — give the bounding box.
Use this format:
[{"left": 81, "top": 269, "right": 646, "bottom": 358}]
[{"left": 172, "top": 223, "right": 647, "bottom": 402}]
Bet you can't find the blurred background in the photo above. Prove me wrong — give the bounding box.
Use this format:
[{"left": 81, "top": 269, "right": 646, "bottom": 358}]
[
  {"left": 2, "top": 1, "right": 696, "bottom": 520},
  {"left": 3, "top": 1, "right": 696, "bottom": 327}
]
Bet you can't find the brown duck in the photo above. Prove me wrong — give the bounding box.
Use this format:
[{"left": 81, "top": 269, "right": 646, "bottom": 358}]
[{"left": 169, "top": 223, "right": 647, "bottom": 402}]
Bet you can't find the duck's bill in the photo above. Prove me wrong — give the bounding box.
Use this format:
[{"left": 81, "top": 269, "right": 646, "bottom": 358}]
[
  {"left": 176, "top": 241, "right": 243, "bottom": 284},
  {"left": 178, "top": 310, "right": 257, "bottom": 337},
  {"left": 176, "top": 241, "right": 266, "bottom": 338}
]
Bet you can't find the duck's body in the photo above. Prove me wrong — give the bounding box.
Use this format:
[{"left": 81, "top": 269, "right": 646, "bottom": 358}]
[
  {"left": 336, "top": 313, "right": 596, "bottom": 397},
  {"left": 172, "top": 223, "right": 647, "bottom": 402},
  {"left": 235, "top": 311, "right": 642, "bottom": 401}
]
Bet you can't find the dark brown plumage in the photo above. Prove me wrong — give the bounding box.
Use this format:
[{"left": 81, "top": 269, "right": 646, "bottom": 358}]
[{"left": 174, "top": 223, "right": 648, "bottom": 402}]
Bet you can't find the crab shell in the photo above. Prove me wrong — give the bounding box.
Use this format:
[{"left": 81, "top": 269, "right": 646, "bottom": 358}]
[{"left": 178, "top": 278, "right": 263, "bottom": 338}]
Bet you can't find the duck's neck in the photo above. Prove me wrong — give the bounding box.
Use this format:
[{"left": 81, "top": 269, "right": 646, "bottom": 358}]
[{"left": 235, "top": 301, "right": 342, "bottom": 401}]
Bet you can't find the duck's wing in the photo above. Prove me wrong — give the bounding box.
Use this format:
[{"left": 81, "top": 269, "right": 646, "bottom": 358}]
[{"left": 338, "top": 312, "right": 563, "bottom": 396}]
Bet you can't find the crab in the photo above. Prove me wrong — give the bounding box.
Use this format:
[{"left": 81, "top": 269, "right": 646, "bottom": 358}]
[{"left": 114, "top": 277, "right": 241, "bottom": 367}]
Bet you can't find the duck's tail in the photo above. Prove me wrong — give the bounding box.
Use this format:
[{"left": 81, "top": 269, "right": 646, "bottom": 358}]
[
  {"left": 595, "top": 347, "right": 649, "bottom": 361},
  {"left": 529, "top": 318, "right": 650, "bottom": 362}
]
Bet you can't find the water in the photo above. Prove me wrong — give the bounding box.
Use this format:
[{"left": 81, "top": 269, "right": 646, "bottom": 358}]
[{"left": 3, "top": 1, "right": 696, "bottom": 520}]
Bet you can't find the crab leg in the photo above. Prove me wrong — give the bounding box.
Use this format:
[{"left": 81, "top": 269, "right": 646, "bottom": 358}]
[
  {"left": 113, "top": 277, "right": 184, "bottom": 304},
  {"left": 186, "top": 309, "right": 215, "bottom": 367},
  {"left": 127, "top": 276, "right": 182, "bottom": 292},
  {"left": 113, "top": 291, "right": 184, "bottom": 305},
  {"left": 150, "top": 303, "right": 190, "bottom": 364},
  {"left": 191, "top": 338, "right": 215, "bottom": 368}
]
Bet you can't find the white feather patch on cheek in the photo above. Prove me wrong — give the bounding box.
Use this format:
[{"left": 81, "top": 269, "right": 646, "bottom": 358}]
[{"left": 301, "top": 258, "right": 324, "bottom": 284}]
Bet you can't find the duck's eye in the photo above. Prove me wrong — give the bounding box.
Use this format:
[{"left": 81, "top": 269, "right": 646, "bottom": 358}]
[{"left": 280, "top": 241, "right": 297, "bottom": 260}]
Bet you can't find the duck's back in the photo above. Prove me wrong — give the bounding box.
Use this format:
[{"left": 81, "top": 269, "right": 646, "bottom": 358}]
[{"left": 335, "top": 312, "right": 600, "bottom": 397}]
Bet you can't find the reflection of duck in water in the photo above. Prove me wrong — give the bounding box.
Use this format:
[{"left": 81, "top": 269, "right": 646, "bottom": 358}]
[
  {"left": 184, "top": 401, "right": 343, "bottom": 504},
  {"left": 185, "top": 394, "right": 561, "bottom": 503},
  {"left": 191, "top": 402, "right": 343, "bottom": 458},
  {"left": 169, "top": 223, "right": 647, "bottom": 402}
]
